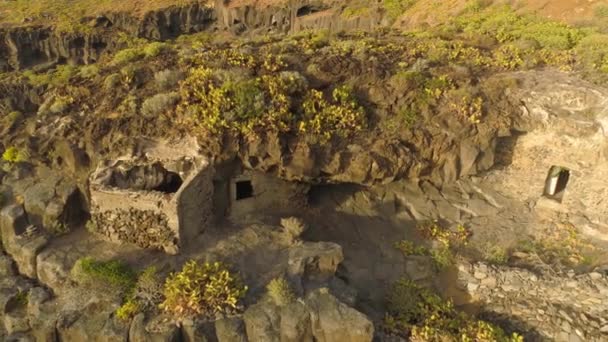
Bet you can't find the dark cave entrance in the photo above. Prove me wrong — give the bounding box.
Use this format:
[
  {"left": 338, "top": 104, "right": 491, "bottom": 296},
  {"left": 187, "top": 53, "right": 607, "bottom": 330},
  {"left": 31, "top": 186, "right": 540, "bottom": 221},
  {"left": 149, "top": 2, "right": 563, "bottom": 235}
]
[
  {"left": 153, "top": 171, "right": 184, "bottom": 193},
  {"left": 297, "top": 5, "right": 320, "bottom": 17},
  {"left": 543, "top": 166, "right": 570, "bottom": 202}
]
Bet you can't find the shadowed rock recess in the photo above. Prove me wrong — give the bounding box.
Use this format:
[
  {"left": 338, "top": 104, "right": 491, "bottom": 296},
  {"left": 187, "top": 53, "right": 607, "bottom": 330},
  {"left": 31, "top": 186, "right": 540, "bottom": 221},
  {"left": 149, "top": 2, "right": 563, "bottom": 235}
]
[{"left": 2, "top": 0, "right": 608, "bottom": 341}]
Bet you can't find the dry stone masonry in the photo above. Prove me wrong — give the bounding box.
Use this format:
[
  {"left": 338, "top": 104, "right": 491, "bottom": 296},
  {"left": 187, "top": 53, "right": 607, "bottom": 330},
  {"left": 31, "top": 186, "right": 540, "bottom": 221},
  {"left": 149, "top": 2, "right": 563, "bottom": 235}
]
[
  {"left": 89, "top": 152, "right": 214, "bottom": 254},
  {"left": 457, "top": 261, "right": 608, "bottom": 341}
]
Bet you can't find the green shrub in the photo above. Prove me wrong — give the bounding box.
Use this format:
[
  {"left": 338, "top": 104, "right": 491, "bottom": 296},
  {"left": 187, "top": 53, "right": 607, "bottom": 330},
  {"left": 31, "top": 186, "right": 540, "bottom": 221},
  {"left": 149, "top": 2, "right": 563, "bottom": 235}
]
[
  {"left": 394, "top": 240, "right": 428, "bottom": 256},
  {"left": 15, "top": 290, "right": 29, "bottom": 307},
  {"left": 430, "top": 247, "right": 454, "bottom": 270},
  {"left": 141, "top": 92, "right": 180, "bottom": 117},
  {"left": 154, "top": 69, "right": 184, "bottom": 91},
  {"left": 112, "top": 48, "right": 144, "bottom": 65},
  {"left": 52, "top": 65, "right": 78, "bottom": 86},
  {"left": 79, "top": 65, "right": 99, "bottom": 79},
  {"left": 73, "top": 257, "right": 137, "bottom": 292},
  {"left": 299, "top": 85, "right": 367, "bottom": 142},
  {"left": 482, "top": 244, "right": 509, "bottom": 265},
  {"left": 383, "top": 0, "right": 417, "bottom": 20},
  {"left": 384, "top": 279, "right": 522, "bottom": 341},
  {"left": 48, "top": 95, "right": 74, "bottom": 114},
  {"left": 266, "top": 277, "right": 295, "bottom": 306},
  {"left": 455, "top": 5, "right": 584, "bottom": 50},
  {"left": 179, "top": 67, "right": 295, "bottom": 135},
  {"left": 2, "top": 147, "right": 28, "bottom": 163},
  {"left": 116, "top": 298, "right": 139, "bottom": 321},
  {"left": 23, "top": 70, "right": 52, "bottom": 87},
  {"left": 103, "top": 73, "right": 122, "bottom": 90},
  {"left": 115, "top": 266, "right": 163, "bottom": 320},
  {"left": 133, "top": 266, "right": 163, "bottom": 312},
  {"left": 595, "top": 5, "right": 608, "bottom": 18},
  {"left": 160, "top": 260, "right": 247, "bottom": 318},
  {"left": 47, "top": 221, "right": 69, "bottom": 236},
  {"left": 143, "top": 42, "right": 169, "bottom": 58}
]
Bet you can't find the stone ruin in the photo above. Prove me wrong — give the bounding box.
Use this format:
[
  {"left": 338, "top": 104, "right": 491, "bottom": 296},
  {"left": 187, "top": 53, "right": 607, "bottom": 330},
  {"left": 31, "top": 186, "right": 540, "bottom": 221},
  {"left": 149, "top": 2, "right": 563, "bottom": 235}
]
[
  {"left": 87, "top": 142, "right": 310, "bottom": 254},
  {"left": 88, "top": 152, "right": 213, "bottom": 254},
  {"left": 212, "top": 160, "right": 310, "bottom": 223}
]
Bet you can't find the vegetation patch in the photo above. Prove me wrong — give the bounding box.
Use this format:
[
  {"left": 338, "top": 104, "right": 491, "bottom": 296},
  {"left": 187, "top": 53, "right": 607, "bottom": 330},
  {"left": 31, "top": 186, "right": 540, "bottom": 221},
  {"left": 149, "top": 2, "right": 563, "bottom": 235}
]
[
  {"left": 160, "top": 260, "right": 247, "bottom": 318},
  {"left": 73, "top": 257, "right": 137, "bottom": 293},
  {"left": 397, "top": 222, "right": 471, "bottom": 270},
  {"left": 384, "top": 278, "right": 523, "bottom": 341},
  {"left": 2, "top": 147, "right": 29, "bottom": 163},
  {"left": 266, "top": 277, "right": 296, "bottom": 306},
  {"left": 515, "top": 223, "right": 597, "bottom": 269}
]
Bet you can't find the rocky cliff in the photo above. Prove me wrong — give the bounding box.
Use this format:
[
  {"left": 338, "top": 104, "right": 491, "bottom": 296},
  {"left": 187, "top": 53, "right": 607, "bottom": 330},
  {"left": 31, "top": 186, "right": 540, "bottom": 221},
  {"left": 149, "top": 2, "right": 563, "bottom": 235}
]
[{"left": 0, "top": 0, "right": 386, "bottom": 72}]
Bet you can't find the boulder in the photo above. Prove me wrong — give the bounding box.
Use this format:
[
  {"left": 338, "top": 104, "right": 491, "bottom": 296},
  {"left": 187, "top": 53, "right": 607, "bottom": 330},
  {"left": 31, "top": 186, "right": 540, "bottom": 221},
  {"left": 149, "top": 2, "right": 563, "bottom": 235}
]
[
  {"left": 4, "top": 333, "right": 35, "bottom": 342},
  {"left": 280, "top": 301, "right": 313, "bottom": 342},
  {"left": 305, "top": 289, "right": 374, "bottom": 342},
  {"left": 243, "top": 301, "right": 281, "bottom": 342},
  {"left": 28, "top": 302, "right": 57, "bottom": 342},
  {"left": 0, "top": 204, "right": 29, "bottom": 248},
  {"left": 26, "top": 287, "right": 51, "bottom": 317},
  {"left": 215, "top": 317, "right": 247, "bottom": 342},
  {"left": 129, "top": 314, "right": 181, "bottom": 342},
  {"left": 53, "top": 140, "right": 90, "bottom": 174},
  {"left": 181, "top": 318, "right": 216, "bottom": 342},
  {"left": 0, "top": 255, "right": 16, "bottom": 277},
  {"left": 9, "top": 234, "right": 48, "bottom": 279},
  {"left": 56, "top": 300, "right": 128, "bottom": 342},
  {"left": 21, "top": 176, "right": 86, "bottom": 231},
  {"left": 4, "top": 312, "right": 30, "bottom": 335},
  {"left": 288, "top": 242, "right": 344, "bottom": 290},
  {"left": 36, "top": 247, "right": 76, "bottom": 294}
]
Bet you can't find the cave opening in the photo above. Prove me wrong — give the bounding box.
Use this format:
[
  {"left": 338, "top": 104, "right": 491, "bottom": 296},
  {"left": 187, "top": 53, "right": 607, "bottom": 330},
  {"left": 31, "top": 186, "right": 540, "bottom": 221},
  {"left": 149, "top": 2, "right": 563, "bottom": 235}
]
[
  {"left": 297, "top": 5, "right": 319, "bottom": 17},
  {"left": 543, "top": 166, "right": 570, "bottom": 202},
  {"left": 153, "top": 171, "right": 184, "bottom": 193}
]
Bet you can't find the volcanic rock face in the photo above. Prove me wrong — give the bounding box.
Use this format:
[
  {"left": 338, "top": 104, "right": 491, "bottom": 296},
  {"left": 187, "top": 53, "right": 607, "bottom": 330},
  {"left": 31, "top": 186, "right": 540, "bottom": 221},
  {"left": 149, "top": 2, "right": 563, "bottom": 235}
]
[{"left": 0, "top": 0, "right": 384, "bottom": 72}]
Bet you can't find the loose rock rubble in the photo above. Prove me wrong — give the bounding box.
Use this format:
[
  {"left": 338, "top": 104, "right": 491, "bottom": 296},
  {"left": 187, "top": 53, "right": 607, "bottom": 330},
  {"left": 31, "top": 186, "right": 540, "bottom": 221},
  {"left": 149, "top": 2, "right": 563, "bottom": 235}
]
[
  {"left": 458, "top": 261, "right": 608, "bottom": 341},
  {"left": 88, "top": 209, "right": 177, "bottom": 253}
]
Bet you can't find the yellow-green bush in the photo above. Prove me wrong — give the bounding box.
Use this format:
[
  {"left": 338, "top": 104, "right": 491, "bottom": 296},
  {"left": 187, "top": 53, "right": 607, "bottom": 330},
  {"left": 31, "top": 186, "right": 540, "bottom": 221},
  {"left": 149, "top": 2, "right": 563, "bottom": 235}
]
[
  {"left": 454, "top": 6, "right": 584, "bottom": 50},
  {"left": 384, "top": 279, "right": 522, "bottom": 341},
  {"left": 179, "top": 67, "right": 307, "bottom": 135},
  {"left": 79, "top": 65, "right": 99, "bottom": 79},
  {"left": 266, "top": 277, "right": 295, "bottom": 306},
  {"left": 116, "top": 298, "right": 140, "bottom": 321},
  {"left": 115, "top": 266, "right": 163, "bottom": 320},
  {"left": 143, "top": 42, "right": 169, "bottom": 58},
  {"left": 394, "top": 240, "right": 428, "bottom": 256},
  {"left": 160, "top": 260, "right": 247, "bottom": 318},
  {"left": 2, "top": 147, "right": 28, "bottom": 163},
  {"left": 112, "top": 48, "right": 144, "bottom": 65},
  {"left": 299, "top": 85, "right": 367, "bottom": 142},
  {"left": 383, "top": 0, "right": 417, "bottom": 20}
]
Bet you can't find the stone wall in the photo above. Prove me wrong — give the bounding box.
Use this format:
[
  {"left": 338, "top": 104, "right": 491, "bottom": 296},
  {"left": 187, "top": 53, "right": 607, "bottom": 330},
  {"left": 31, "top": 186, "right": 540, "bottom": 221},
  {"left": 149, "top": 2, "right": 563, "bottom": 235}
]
[
  {"left": 457, "top": 261, "right": 608, "bottom": 341},
  {"left": 89, "top": 158, "right": 214, "bottom": 253}
]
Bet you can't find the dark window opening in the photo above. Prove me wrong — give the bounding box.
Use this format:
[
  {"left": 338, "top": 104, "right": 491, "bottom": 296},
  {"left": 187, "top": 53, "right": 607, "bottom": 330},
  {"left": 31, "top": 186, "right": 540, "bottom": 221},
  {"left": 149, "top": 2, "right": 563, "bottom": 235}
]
[
  {"left": 236, "top": 180, "right": 254, "bottom": 200},
  {"left": 297, "top": 6, "right": 319, "bottom": 17},
  {"left": 543, "top": 166, "right": 570, "bottom": 202},
  {"left": 153, "top": 171, "right": 183, "bottom": 193}
]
